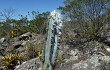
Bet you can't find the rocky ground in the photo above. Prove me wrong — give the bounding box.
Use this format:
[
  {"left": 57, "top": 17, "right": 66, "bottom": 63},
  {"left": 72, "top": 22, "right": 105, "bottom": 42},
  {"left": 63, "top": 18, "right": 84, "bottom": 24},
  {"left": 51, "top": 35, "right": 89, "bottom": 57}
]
[
  {"left": 0, "top": 32, "right": 110, "bottom": 70},
  {"left": 0, "top": 32, "right": 45, "bottom": 70},
  {"left": 55, "top": 41, "right": 110, "bottom": 70}
]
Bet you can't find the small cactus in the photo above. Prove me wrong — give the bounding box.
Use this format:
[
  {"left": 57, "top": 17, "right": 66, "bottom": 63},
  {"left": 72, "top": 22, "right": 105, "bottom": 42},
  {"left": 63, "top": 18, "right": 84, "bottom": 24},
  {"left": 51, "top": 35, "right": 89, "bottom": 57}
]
[
  {"left": 2, "top": 53, "right": 24, "bottom": 70},
  {"left": 58, "top": 54, "right": 65, "bottom": 63},
  {"left": 38, "top": 51, "right": 42, "bottom": 60},
  {"left": 9, "top": 29, "right": 17, "bottom": 38}
]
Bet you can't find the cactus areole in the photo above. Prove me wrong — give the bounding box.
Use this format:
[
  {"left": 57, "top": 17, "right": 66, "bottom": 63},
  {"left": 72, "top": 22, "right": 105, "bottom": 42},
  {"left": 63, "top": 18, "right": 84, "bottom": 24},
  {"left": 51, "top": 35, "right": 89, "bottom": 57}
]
[{"left": 43, "top": 10, "right": 62, "bottom": 70}]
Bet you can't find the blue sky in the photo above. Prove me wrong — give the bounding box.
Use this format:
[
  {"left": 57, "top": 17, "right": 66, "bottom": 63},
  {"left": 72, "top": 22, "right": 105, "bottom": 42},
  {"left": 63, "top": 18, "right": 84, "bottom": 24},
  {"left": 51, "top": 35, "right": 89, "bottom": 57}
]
[{"left": 0, "top": 0, "right": 64, "bottom": 18}]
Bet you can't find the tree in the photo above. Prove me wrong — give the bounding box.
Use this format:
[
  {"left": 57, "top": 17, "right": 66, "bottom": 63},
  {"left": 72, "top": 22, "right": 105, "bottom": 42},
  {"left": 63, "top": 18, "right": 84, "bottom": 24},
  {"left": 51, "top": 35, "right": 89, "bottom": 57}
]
[
  {"left": 0, "top": 8, "right": 16, "bottom": 21},
  {"left": 58, "top": 0, "right": 110, "bottom": 42},
  {"left": 0, "top": 8, "right": 17, "bottom": 36},
  {"left": 29, "top": 11, "right": 50, "bottom": 34}
]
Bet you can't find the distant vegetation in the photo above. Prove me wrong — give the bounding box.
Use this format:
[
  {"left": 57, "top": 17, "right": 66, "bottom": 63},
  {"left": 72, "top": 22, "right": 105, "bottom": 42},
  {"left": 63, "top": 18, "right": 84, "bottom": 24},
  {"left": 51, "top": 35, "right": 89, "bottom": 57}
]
[{"left": 0, "top": 9, "right": 50, "bottom": 38}]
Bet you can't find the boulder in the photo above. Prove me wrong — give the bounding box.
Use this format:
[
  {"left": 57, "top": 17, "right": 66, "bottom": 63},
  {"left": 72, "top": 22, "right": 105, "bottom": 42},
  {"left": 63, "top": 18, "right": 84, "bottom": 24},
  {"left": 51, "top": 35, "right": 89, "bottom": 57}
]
[
  {"left": 0, "top": 38, "right": 6, "bottom": 43},
  {"left": 15, "top": 58, "right": 42, "bottom": 70},
  {"left": 19, "top": 32, "right": 32, "bottom": 41}
]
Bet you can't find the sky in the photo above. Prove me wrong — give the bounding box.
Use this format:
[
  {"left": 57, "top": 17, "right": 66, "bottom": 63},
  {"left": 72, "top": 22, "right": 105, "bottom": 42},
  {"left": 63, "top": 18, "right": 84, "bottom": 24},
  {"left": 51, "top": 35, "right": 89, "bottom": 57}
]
[{"left": 0, "top": 0, "right": 64, "bottom": 19}]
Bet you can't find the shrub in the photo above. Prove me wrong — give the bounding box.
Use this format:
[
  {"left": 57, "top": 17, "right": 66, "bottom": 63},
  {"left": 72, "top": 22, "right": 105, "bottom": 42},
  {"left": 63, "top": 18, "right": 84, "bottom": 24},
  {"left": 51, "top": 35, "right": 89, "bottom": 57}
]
[
  {"left": 9, "top": 29, "right": 28, "bottom": 38},
  {"left": 25, "top": 42, "right": 43, "bottom": 60}
]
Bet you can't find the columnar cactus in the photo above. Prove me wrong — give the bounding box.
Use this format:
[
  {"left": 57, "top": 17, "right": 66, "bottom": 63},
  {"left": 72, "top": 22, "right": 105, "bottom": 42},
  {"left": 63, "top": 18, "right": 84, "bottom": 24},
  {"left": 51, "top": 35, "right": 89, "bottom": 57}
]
[{"left": 43, "top": 10, "right": 62, "bottom": 70}]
